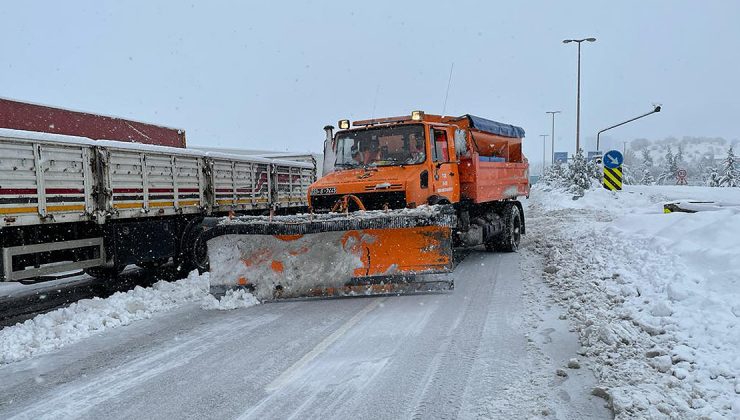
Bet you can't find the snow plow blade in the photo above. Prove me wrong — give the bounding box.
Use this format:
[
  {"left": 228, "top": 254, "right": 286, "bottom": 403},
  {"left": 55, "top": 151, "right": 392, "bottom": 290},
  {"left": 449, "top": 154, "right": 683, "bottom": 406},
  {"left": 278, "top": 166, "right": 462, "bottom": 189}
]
[{"left": 196, "top": 208, "right": 456, "bottom": 300}]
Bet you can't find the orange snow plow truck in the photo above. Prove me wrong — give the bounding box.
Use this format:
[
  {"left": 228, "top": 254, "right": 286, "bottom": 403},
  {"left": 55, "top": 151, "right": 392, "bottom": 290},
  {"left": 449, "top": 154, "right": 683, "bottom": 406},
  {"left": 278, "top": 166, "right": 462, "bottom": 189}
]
[{"left": 200, "top": 111, "right": 529, "bottom": 299}]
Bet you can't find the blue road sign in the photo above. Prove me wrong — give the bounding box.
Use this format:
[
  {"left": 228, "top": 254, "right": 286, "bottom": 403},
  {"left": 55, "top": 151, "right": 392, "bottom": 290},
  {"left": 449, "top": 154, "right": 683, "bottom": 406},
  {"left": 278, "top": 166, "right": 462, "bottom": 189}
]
[
  {"left": 554, "top": 152, "right": 568, "bottom": 164},
  {"left": 603, "top": 150, "right": 624, "bottom": 169},
  {"left": 588, "top": 151, "right": 603, "bottom": 163}
]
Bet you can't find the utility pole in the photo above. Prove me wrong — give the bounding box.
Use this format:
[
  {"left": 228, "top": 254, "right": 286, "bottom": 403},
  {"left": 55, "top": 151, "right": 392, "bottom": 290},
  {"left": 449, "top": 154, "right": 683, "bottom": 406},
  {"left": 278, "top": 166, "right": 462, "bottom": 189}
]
[
  {"left": 563, "top": 37, "right": 596, "bottom": 153},
  {"left": 539, "top": 134, "right": 549, "bottom": 176},
  {"left": 546, "top": 111, "right": 561, "bottom": 165}
]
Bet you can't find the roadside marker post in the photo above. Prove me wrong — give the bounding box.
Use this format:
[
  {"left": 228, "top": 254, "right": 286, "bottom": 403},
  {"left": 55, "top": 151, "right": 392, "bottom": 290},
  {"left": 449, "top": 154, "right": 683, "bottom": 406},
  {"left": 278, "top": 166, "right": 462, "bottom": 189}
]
[
  {"left": 676, "top": 168, "right": 688, "bottom": 185},
  {"left": 603, "top": 150, "right": 623, "bottom": 191}
]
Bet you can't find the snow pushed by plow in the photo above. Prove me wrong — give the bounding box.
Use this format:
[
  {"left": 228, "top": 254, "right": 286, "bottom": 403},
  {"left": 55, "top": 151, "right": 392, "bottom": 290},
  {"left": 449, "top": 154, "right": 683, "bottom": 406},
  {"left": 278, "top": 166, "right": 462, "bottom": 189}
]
[
  {"left": 0, "top": 271, "right": 258, "bottom": 365},
  {"left": 527, "top": 184, "right": 740, "bottom": 418},
  {"left": 208, "top": 233, "right": 363, "bottom": 300}
]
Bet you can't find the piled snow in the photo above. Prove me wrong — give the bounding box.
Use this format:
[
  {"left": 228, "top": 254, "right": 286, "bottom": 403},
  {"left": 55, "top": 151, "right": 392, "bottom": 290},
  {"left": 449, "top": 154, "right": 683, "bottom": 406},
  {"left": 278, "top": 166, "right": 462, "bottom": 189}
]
[
  {"left": 207, "top": 233, "right": 363, "bottom": 300},
  {"left": 201, "top": 288, "right": 260, "bottom": 310},
  {"left": 526, "top": 184, "right": 740, "bottom": 418},
  {"left": 0, "top": 271, "right": 258, "bottom": 365}
]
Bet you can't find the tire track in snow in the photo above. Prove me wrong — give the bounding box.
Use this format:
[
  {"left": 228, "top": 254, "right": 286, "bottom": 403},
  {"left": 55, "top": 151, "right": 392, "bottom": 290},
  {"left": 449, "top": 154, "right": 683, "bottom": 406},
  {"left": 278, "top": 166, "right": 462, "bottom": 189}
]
[{"left": 4, "top": 312, "right": 280, "bottom": 420}]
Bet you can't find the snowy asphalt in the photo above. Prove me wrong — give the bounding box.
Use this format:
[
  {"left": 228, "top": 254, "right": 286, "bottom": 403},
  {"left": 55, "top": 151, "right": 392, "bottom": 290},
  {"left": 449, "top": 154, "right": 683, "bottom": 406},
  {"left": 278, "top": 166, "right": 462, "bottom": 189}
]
[{"left": 0, "top": 251, "right": 610, "bottom": 419}]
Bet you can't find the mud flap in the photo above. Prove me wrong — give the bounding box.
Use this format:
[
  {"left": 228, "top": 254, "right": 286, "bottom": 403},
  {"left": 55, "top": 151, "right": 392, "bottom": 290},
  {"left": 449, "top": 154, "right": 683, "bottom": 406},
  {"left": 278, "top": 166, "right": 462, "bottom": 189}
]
[{"left": 199, "top": 209, "right": 456, "bottom": 300}]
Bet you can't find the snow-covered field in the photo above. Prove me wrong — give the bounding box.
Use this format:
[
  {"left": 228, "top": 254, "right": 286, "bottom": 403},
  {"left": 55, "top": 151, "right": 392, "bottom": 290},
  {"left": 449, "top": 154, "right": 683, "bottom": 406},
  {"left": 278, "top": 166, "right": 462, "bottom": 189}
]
[{"left": 525, "top": 184, "right": 740, "bottom": 418}]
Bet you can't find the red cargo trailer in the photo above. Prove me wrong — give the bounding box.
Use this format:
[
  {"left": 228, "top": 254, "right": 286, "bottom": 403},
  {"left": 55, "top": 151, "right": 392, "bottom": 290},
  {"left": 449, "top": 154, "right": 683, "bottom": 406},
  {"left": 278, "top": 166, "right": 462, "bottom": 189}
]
[{"left": 0, "top": 97, "right": 186, "bottom": 148}]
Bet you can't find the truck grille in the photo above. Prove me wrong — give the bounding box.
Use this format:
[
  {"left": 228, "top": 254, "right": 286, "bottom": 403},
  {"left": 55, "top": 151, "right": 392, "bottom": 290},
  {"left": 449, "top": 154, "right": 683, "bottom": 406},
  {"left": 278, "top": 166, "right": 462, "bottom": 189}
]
[{"left": 311, "top": 191, "right": 406, "bottom": 212}]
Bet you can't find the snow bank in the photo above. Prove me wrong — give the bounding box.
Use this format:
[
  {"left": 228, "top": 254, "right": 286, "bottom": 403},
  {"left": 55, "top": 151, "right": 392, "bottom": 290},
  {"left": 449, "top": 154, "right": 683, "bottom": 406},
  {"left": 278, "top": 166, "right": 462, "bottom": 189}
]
[
  {"left": 0, "top": 271, "right": 258, "bottom": 365},
  {"left": 526, "top": 184, "right": 740, "bottom": 419}
]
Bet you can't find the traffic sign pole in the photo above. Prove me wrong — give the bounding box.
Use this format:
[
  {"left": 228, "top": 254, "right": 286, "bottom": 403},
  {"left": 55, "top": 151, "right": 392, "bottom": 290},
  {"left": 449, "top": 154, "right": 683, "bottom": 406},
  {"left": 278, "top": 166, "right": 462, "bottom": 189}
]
[{"left": 603, "top": 150, "right": 624, "bottom": 191}]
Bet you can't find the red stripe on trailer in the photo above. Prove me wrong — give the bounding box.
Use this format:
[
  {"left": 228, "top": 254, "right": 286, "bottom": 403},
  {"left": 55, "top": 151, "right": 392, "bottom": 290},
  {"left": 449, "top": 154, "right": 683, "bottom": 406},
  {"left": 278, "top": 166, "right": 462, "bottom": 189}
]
[
  {"left": 0, "top": 188, "right": 37, "bottom": 195},
  {"left": 149, "top": 188, "right": 174, "bottom": 193},
  {"left": 178, "top": 188, "right": 199, "bottom": 193},
  {"left": 113, "top": 188, "right": 144, "bottom": 193},
  {"left": 45, "top": 188, "right": 84, "bottom": 194}
]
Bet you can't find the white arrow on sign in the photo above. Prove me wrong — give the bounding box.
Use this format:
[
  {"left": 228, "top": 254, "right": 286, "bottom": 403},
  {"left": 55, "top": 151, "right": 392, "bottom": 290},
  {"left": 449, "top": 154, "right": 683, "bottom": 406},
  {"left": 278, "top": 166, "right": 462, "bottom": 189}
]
[{"left": 607, "top": 154, "right": 620, "bottom": 165}]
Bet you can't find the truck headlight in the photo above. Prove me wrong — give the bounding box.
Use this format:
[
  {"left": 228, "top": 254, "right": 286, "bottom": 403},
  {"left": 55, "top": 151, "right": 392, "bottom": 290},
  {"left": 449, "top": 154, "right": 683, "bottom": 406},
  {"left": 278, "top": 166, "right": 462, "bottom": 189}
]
[
  {"left": 338, "top": 119, "right": 350, "bottom": 129},
  {"left": 411, "top": 110, "right": 424, "bottom": 121}
]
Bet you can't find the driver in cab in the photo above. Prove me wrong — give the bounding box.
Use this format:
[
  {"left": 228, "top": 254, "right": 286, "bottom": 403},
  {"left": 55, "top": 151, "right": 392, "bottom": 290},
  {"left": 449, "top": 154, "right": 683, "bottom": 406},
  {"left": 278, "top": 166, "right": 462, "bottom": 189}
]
[
  {"left": 360, "top": 139, "right": 381, "bottom": 165},
  {"left": 406, "top": 135, "right": 425, "bottom": 164}
]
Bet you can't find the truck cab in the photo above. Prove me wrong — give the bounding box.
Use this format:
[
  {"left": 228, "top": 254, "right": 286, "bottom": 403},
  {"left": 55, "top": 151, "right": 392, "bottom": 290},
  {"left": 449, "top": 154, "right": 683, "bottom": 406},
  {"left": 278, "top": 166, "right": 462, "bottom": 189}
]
[{"left": 309, "top": 112, "right": 465, "bottom": 212}]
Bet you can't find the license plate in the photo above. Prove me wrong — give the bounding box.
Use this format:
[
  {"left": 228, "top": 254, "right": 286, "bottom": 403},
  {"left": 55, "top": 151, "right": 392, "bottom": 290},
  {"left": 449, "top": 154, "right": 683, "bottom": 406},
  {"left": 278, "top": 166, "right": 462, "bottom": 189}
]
[{"left": 311, "top": 187, "right": 336, "bottom": 195}]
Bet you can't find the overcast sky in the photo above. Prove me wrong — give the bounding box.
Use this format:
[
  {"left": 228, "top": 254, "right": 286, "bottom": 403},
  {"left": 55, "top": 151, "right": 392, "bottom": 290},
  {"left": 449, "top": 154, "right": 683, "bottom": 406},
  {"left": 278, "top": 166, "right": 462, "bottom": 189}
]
[{"left": 1, "top": 1, "right": 738, "bottom": 163}]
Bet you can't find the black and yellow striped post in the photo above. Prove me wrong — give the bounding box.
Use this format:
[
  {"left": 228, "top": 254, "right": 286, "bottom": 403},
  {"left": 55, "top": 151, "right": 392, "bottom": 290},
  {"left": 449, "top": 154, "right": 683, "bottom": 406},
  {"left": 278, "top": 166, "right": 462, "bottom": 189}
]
[{"left": 603, "top": 166, "right": 622, "bottom": 191}]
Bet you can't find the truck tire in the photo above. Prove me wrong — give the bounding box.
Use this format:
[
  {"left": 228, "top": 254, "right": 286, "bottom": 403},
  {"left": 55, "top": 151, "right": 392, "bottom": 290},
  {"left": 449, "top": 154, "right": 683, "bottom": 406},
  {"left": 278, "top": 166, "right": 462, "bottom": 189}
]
[{"left": 485, "top": 203, "right": 522, "bottom": 252}]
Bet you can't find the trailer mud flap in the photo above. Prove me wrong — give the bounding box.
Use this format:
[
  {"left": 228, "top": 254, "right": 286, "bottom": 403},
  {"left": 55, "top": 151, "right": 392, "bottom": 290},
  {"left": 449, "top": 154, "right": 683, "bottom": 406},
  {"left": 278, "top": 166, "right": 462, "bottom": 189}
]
[{"left": 206, "top": 225, "right": 454, "bottom": 300}]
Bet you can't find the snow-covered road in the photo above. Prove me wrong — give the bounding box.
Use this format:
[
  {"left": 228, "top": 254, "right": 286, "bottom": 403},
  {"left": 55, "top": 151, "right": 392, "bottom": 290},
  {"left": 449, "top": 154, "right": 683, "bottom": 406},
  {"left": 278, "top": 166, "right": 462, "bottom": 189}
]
[{"left": 0, "top": 250, "right": 609, "bottom": 419}]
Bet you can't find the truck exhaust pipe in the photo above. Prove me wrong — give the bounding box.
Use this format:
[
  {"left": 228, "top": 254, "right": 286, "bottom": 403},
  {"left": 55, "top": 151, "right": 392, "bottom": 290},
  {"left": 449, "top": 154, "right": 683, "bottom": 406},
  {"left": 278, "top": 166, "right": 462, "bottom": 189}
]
[
  {"left": 323, "top": 125, "right": 334, "bottom": 144},
  {"left": 322, "top": 125, "right": 335, "bottom": 176}
]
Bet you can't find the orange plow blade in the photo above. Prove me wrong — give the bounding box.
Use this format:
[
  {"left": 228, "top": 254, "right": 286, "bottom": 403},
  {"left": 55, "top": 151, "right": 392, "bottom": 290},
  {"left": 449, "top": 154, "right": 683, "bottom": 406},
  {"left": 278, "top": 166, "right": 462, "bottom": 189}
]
[{"left": 198, "top": 208, "right": 456, "bottom": 300}]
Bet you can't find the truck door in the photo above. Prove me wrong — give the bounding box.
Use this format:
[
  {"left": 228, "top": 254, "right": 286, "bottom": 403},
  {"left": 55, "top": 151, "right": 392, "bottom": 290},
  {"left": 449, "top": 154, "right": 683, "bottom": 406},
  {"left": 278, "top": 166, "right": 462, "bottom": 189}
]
[{"left": 429, "top": 127, "right": 459, "bottom": 203}]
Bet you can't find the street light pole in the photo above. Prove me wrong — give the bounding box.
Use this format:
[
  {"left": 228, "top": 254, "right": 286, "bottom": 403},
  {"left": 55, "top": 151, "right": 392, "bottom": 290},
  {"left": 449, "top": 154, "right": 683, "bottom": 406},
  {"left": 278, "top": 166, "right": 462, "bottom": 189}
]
[
  {"left": 539, "top": 134, "right": 549, "bottom": 175},
  {"left": 563, "top": 37, "right": 596, "bottom": 153},
  {"left": 546, "top": 111, "right": 561, "bottom": 165},
  {"left": 596, "top": 105, "right": 662, "bottom": 152}
]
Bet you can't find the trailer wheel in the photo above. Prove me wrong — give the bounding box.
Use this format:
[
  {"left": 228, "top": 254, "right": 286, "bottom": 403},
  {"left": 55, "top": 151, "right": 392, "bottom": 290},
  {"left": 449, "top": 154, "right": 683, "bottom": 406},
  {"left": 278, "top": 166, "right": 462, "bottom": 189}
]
[{"left": 486, "top": 203, "right": 521, "bottom": 252}]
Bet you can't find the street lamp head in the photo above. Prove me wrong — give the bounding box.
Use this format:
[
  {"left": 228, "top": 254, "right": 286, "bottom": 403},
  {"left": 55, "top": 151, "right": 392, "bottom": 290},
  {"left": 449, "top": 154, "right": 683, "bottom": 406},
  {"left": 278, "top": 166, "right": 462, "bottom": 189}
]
[
  {"left": 562, "top": 39, "right": 573, "bottom": 44},
  {"left": 654, "top": 105, "right": 662, "bottom": 112},
  {"left": 585, "top": 37, "right": 597, "bottom": 42}
]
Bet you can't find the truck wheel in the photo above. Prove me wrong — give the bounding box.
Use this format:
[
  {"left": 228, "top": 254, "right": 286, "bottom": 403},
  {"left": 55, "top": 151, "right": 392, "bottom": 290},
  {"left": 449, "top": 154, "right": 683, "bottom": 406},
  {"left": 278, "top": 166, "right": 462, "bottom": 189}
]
[
  {"left": 486, "top": 204, "right": 521, "bottom": 252},
  {"left": 499, "top": 204, "right": 522, "bottom": 252}
]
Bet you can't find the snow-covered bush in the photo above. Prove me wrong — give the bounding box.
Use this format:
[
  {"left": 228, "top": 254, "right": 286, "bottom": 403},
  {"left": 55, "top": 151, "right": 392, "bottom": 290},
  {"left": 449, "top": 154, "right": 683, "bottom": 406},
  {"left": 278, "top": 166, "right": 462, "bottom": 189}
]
[
  {"left": 707, "top": 167, "right": 720, "bottom": 187},
  {"left": 539, "top": 149, "right": 603, "bottom": 194},
  {"left": 540, "top": 163, "right": 567, "bottom": 187},
  {"left": 640, "top": 168, "right": 656, "bottom": 185}
]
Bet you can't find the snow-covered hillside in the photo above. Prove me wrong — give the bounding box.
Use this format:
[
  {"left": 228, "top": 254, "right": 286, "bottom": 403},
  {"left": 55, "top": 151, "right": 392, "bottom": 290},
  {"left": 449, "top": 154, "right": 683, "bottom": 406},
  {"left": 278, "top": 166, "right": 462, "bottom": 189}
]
[
  {"left": 624, "top": 137, "right": 740, "bottom": 185},
  {"left": 526, "top": 184, "right": 740, "bottom": 418}
]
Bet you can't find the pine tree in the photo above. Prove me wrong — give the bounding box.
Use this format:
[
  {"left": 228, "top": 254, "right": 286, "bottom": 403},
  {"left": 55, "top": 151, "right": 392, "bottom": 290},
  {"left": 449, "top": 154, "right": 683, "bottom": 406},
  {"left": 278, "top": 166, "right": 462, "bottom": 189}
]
[
  {"left": 676, "top": 144, "right": 685, "bottom": 168},
  {"left": 639, "top": 148, "right": 655, "bottom": 185},
  {"left": 718, "top": 146, "right": 739, "bottom": 187},
  {"left": 621, "top": 164, "right": 636, "bottom": 185},
  {"left": 657, "top": 146, "right": 678, "bottom": 184},
  {"left": 640, "top": 148, "right": 654, "bottom": 168},
  {"left": 566, "top": 149, "right": 592, "bottom": 195}
]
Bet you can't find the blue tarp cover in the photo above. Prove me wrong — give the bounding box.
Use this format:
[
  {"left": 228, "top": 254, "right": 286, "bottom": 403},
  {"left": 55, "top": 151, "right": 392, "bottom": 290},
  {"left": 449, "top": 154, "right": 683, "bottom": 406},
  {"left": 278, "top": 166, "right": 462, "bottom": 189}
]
[{"left": 466, "top": 115, "right": 525, "bottom": 138}]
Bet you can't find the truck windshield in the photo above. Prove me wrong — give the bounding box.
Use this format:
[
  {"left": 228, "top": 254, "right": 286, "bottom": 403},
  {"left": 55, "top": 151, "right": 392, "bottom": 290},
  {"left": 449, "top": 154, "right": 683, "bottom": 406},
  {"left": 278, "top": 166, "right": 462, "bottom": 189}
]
[{"left": 333, "top": 125, "right": 426, "bottom": 169}]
